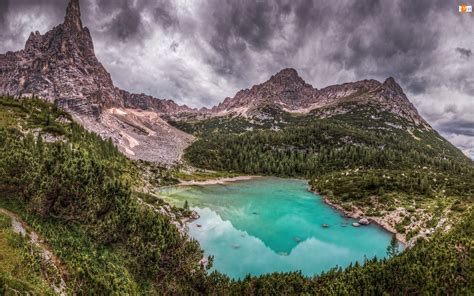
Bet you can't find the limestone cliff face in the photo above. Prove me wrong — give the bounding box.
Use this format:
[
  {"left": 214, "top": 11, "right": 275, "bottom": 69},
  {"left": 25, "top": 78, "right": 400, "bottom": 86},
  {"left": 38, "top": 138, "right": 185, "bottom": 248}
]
[
  {"left": 0, "top": 0, "right": 191, "bottom": 116},
  {"left": 0, "top": 0, "right": 194, "bottom": 164},
  {"left": 0, "top": 0, "right": 121, "bottom": 116},
  {"left": 120, "top": 90, "right": 194, "bottom": 115}
]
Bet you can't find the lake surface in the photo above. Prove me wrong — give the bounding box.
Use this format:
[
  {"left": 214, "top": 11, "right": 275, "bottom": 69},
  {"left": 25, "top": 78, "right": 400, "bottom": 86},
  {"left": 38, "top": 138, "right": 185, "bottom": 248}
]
[{"left": 159, "top": 177, "right": 400, "bottom": 279}]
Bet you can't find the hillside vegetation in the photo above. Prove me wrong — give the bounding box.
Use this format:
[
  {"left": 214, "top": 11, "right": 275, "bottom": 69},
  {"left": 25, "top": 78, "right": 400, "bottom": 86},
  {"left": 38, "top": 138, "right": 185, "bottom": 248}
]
[
  {"left": 183, "top": 104, "right": 474, "bottom": 240},
  {"left": 0, "top": 96, "right": 207, "bottom": 294},
  {"left": 0, "top": 97, "right": 472, "bottom": 294}
]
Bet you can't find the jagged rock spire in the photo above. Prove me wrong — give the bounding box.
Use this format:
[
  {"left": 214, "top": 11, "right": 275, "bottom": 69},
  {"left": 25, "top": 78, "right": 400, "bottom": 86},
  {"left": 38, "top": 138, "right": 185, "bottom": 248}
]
[{"left": 64, "top": 0, "right": 83, "bottom": 31}]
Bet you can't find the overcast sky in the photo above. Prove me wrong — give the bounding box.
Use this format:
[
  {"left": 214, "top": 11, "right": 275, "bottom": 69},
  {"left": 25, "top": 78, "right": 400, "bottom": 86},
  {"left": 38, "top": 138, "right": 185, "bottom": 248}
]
[{"left": 0, "top": 0, "right": 473, "bottom": 157}]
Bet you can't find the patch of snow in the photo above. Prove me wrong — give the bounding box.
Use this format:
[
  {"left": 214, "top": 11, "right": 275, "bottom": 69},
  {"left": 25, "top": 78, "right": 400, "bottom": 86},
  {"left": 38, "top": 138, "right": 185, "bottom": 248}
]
[
  {"left": 121, "top": 132, "right": 139, "bottom": 148},
  {"left": 124, "top": 147, "right": 135, "bottom": 156},
  {"left": 112, "top": 108, "right": 128, "bottom": 116},
  {"left": 386, "top": 122, "right": 402, "bottom": 129}
]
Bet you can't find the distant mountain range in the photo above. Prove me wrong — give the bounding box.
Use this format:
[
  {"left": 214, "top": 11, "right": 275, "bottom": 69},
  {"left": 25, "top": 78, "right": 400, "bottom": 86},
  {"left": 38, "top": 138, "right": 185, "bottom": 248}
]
[
  {"left": 0, "top": 0, "right": 449, "bottom": 164},
  {"left": 208, "top": 68, "right": 429, "bottom": 128}
]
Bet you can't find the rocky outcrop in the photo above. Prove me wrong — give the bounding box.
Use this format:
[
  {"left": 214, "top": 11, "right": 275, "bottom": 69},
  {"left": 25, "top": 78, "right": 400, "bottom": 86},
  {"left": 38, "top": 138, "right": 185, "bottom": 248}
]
[
  {"left": 0, "top": 0, "right": 120, "bottom": 108},
  {"left": 211, "top": 68, "right": 317, "bottom": 116},
  {"left": 0, "top": 0, "right": 194, "bottom": 117},
  {"left": 0, "top": 0, "right": 194, "bottom": 164}
]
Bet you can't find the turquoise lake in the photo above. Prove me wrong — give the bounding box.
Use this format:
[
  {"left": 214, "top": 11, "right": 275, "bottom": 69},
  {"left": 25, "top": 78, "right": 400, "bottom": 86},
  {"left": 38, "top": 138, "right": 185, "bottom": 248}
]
[{"left": 159, "top": 177, "right": 400, "bottom": 279}]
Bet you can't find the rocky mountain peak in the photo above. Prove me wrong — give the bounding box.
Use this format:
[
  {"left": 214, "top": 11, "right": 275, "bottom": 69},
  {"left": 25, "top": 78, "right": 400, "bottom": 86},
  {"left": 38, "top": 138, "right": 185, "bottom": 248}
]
[
  {"left": 210, "top": 69, "right": 430, "bottom": 128},
  {"left": 0, "top": 0, "right": 194, "bottom": 114},
  {"left": 271, "top": 68, "right": 299, "bottom": 80},
  {"left": 268, "top": 68, "right": 312, "bottom": 89},
  {"left": 211, "top": 68, "right": 317, "bottom": 115},
  {"left": 382, "top": 77, "right": 404, "bottom": 95},
  {"left": 64, "top": 0, "right": 83, "bottom": 32},
  {"left": 0, "top": 0, "right": 199, "bottom": 164},
  {"left": 0, "top": 0, "right": 120, "bottom": 110}
]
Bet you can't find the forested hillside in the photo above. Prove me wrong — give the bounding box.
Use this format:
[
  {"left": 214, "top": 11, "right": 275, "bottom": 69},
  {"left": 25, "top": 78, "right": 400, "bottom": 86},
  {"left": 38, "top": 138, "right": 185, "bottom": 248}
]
[
  {"left": 0, "top": 97, "right": 472, "bottom": 294},
  {"left": 0, "top": 96, "right": 207, "bottom": 294},
  {"left": 184, "top": 105, "right": 472, "bottom": 192},
  {"left": 183, "top": 103, "right": 474, "bottom": 242}
]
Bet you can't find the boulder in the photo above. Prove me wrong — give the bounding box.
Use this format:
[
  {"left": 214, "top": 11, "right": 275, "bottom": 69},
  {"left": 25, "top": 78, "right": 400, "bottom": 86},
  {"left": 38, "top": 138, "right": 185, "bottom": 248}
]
[
  {"left": 359, "top": 218, "right": 370, "bottom": 225},
  {"left": 199, "top": 258, "right": 209, "bottom": 267},
  {"left": 190, "top": 211, "right": 200, "bottom": 220}
]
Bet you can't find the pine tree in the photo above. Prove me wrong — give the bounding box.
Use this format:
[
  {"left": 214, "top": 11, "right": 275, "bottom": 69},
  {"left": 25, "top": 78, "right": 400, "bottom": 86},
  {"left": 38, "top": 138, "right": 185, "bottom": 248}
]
[
  {"left": 386, "top": 234, "right": 399, "bottom": 258},
  {"left": 36, "top": 134, "right": 44, "bottom": 156}
]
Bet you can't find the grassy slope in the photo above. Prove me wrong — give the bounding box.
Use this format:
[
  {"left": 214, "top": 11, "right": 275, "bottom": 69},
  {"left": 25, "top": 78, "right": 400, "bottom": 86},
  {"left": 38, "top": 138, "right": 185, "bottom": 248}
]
[{"left": 0, "top": 212, "right": 56, "bottom": 295}]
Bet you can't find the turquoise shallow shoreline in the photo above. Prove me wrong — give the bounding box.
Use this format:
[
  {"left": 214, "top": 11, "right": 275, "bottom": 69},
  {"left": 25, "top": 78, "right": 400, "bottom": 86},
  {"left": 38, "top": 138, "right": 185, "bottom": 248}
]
[{"left": 159, "top": 177, "right": 401, "bottom": 279}]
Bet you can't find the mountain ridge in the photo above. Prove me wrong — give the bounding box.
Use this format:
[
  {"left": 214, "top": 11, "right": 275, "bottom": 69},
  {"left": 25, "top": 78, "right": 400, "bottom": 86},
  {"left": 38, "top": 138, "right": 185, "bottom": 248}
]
[
  {"left": 0, "top": 0, "right": 442, "bottom": 164},
  {"left": 205, "top": 68, "right": 430, "bottom": 129}
]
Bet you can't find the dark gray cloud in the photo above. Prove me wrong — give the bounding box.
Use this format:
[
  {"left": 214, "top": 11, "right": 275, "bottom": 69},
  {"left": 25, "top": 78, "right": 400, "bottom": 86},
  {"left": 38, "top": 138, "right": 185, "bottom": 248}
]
[
  {"left": 86, "top": 0, "right": 179, "bottom": 42},
  {"left": 106, "top": 4, "right": 143, "bottom": 41},
  {"left": 438, "top": 119, "right": 474, "bottom": 137},
  {"left": 0, "top": 0, "right": 65, "bottom": 48},
  {"left": 153, "top": 6, "right": 178, "bottom": 29},
  {"left": 456, "top": 47, "right": 472, "bottom": 58},
  {"left": 0, "top": 0, "right": 8, "bottom": 25},
  {"left": 195, "top": 0, "right": 293, "bottom": 77},
  {"left": 0, "top": 0, "right": 473, "bottom": 157},
  {"left": 326, "top": 0, "right": 447, "bottom": 95}
]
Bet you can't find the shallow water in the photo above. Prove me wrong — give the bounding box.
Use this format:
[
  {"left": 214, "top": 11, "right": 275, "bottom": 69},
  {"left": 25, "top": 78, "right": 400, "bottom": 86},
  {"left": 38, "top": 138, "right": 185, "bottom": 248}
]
[{"left": 159, "top": 177, "right": 400, "bottom": 279}]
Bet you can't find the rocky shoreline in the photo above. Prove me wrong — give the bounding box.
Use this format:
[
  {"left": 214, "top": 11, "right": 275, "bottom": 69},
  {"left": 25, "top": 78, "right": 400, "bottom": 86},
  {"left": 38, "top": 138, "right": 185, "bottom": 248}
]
[
  {"left": 315, "top": 193, "right": 408, "bottom": 245},
  {"left": 178, "top": 175, "right": 262, "bottom": 186}
]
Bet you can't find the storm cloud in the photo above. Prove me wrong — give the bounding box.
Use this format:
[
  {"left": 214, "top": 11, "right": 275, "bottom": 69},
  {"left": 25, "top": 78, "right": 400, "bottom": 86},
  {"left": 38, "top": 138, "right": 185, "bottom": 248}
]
[
  {"left": 0, "top": 0, "right": 473, "bottom": 157},
  {"left": 456, "top": 47, "right": 472, "bottom": 58}
]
